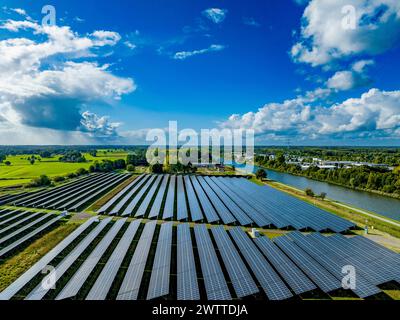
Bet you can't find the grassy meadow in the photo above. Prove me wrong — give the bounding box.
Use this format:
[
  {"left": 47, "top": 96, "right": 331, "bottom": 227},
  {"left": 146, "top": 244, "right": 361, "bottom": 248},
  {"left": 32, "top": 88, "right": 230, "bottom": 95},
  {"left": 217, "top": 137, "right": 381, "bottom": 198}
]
[{"left": 0, "top": 150, "right": 128, "bottom": 188}]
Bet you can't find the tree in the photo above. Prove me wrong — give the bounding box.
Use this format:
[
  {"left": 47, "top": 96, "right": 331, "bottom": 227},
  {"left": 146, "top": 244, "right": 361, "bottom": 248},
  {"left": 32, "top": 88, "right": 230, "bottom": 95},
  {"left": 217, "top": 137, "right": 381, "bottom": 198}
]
[
  {"left": 89, "top": 150, "right": 97, "bottom": 157},
  {"left": 53, "top": 176, "right": 66, "bottom": 182},
  {"left": 127, "top": 164, "right": 135, "bottom": 172},
  {"left": 319, "top": 192, "right": 327, "bottom": 200},
  {"left": 4, "top": 160, "right": 11, "bottom": 166},
  {"left": 255, "top": 169, "right": 267, "bottom": 180},
  {"left": 305, "top": 188, "right": 315, "bottom": 197},
  {"left": 30, "top": 158, "right": 35, "bottom": 165},
  {"left": 76, "top": 168, "right": 89, "bottom": 176},
  {"left": 39, "top": 151, "right": 52, "bottom": 158},
  {"left": 150, "top": 163, "right": 164, "bottom": 174},
  {"left": 29, "top": 174, "right": 51, "bottom": 187}
]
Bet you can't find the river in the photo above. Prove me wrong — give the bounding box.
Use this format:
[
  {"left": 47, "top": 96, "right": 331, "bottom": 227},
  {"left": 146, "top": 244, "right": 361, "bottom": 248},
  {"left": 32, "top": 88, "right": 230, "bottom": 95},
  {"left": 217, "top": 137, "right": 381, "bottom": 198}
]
[{"left": 236, "top": 164, "right": 400, "bottom": 222}]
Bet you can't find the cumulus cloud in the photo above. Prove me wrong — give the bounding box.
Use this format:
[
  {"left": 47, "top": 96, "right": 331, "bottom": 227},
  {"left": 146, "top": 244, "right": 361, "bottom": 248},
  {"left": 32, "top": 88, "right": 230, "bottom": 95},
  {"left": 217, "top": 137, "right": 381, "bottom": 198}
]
[
  {"left": 80, "top": 111, "right": 120, "bottom": 138},
  {"left": 291, "top": 0, "right": 400, "bottom": 66},
  {"left": 220, "top": 88, "right": 400, "bottom": 140},
  {"left": 202, "top": 8, "right": 228, "bottom": 24},
  {"left": 326, "top": 59, "right": 374, "bottom": 91},
  {"left": 173, "top": 44, "right": 225, "bottom": 60},
  {"left": 0, "top": 16, "right": 135, "bottom": 142},
  {"left": 243, "top": 17, "right": 261, "bottom": 27}
]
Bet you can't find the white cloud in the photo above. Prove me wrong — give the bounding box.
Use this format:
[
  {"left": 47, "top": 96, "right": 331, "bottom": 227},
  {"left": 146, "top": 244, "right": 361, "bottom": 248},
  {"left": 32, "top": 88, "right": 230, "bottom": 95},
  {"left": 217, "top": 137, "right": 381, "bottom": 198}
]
[
  {"left": 291, "top": 0, "right": 400, "bottom": 66},
  {"left": 202, "top": 8, "right": 228, "bottom": 24},
  {"left": 80, "top": 111, "right": 120, "bottom": 138},
  {"left": 326, "top": 59, "right": 374, "bottom": 91},
  {"left": 11, "top": 8, "right": 27, "bottom": 16},
  {"left": 91, "top": 30, "right": 121, "bottom": 46},
  {"left": 124, "top": 41, "right": 136, "bottom": 50},
  {"left": 243, "top": 17, "right": 261, "bottom": 27},
  {"left": 220, "top": 88, "right": 400, "bottom": 140},
  {"left": 0, "top": 16, "right": 135, "bottom": 141},
  {"left": 173, "top": 44, "right": 225, "bottom": 60}
]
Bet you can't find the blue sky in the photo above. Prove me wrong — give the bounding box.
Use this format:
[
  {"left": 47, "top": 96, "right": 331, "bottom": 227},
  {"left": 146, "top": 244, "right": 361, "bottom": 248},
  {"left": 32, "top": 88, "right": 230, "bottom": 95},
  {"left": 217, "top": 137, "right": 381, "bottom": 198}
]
[{"left": 0, "top": 0, "right": 399, "bottom": 145}]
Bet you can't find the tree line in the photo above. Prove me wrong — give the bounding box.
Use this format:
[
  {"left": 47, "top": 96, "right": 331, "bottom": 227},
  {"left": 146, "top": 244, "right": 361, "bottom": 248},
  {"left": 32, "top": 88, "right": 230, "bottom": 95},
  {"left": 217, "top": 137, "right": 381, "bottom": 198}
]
[{"left": 256, "top": 155, "right": 400, "bottom": 196}]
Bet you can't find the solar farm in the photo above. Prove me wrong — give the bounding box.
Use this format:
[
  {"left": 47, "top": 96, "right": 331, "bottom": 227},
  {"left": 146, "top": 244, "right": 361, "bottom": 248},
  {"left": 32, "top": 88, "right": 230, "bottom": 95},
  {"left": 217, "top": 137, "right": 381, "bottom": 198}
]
[
  {"left": 95, "top": 174, "right": 355, "bottom": 232},
  {"left": 0, "top": 173, "right": 399, "bottom": 301}
]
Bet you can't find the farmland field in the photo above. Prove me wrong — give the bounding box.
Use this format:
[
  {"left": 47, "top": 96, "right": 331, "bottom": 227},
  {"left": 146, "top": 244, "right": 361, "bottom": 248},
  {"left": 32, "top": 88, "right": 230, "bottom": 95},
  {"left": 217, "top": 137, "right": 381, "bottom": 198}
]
[{"left": 0, "top": 151, "right": 128, "bottom": 187}]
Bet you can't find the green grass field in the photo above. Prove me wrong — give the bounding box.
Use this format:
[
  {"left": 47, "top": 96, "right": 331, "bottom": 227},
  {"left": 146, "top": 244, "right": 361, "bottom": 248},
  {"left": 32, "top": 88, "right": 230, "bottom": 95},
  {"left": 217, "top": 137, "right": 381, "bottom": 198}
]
[{"left": 0, "top": 151, "right": 128, "bottom": 187}]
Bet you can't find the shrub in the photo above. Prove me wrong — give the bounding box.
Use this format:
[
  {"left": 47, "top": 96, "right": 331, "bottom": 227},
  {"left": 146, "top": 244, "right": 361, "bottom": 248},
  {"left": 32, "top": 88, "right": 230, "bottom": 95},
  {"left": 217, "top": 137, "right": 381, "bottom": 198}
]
[
  {"left": 305, "top": 188, "right": 315, "bottom": 197},
  {"left": 127, "top": 164, "right": 135, "bottom": 172}
]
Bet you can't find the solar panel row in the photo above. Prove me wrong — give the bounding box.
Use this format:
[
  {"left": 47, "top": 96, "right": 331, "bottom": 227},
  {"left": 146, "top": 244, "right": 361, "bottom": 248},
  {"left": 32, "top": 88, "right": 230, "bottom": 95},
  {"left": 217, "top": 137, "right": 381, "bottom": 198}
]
[
  {"left": 176, "top": 223, "right": 200, "bottom": 300},
  {"left": 183, "top": 176, "right": 204, "bottom": 222},
  {"left": 194, "top": 224, "right": 232, "bottom": 300},
  {"left": 176, "top": 176, "right": 188, "bottom": 221},
  {"left": 10, "top": 173, "right": 131, "bottom": 212},
  {"left": 0, "top": 216, "right": 98, "bottom": 300},
  {"left": 117, "top": 220, "right": 157, "bottom": 300},
  {"left": 147, "top": 175, "right": 169, "bottom": 219},
  {"left": 5, "top": 219, "right": 397, "bottom": 300},
  {"left": 86, "top": 219, "right": 142, "bottom": 300},
  {"left": 93, "top": 174, "right": 354, "bottom": 232},
  {"left": 211, "top": 226, "right": 259, "bottom": 298},
  {"left": 162, "top": 175, "right": 176, "bottom": 219},
  {"left": 146, "top": 222, "right": 173, "bottom": 300}
]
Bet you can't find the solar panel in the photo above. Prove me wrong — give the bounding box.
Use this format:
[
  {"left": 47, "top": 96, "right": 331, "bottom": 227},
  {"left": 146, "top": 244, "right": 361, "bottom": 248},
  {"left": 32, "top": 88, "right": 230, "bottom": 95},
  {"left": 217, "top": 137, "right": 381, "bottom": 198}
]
[
  {"left": 196, "top": 176, "right": 236, "bottom": 225},
  {"left": 194, "top": 224, "right": 231, "bottom": 300},
  {"left": 0, "top": 209, "right": 20, "bottom": 220},
  {"left": 110, "top": 174, "right": 148, "bottom": 215},
  {"left": 25, "top": 217, "right": 112, "bottom": 300},
  {"left": 0, "top": 212, "right": 42, "bottom": 237},
  {"left": 176, "top": 223, "right": 200, "bottom": 300},
  {"left": 123, "top": 175, "right": 157, "bottom": 216},
  {"left": 273, "top": 235, "right": 342, "bottom": 293},
  {"left": 0, "top": 213, "right": 48, "bottom": 246},
  {"left": 135, "top": 175, "right": 163, "bottom": 218},
  {"left": 97, "top": 178, "right": 139, "bottom": 214},
  {"left": 229, "top": 227, "right": 292, "bottom": 300},
  {"left": 286, "top": 232, "right": 381, "bottom": 298},
  {"left": 0, "top": 216, "right": 98, "bottom": 300},
  {"left": 189, "top": 176, "right": 220, "bottom": 223},
  {"left": 86, "top": 219, "right": 142, "bottom": 300},
  {"left": 148, "top": 175, "right": 169, "bottom": 219},
  {"left": 117, "top": 221, "right": 157, "bottom": 300},
  {"left": 15, "top": 174, "right": 102, "bottom": 207},
  {"left": 212, "top": 177, "right": 270, "bottom": 227},
  {"left": 228, "top": 179, "right": 291, "bottom": 229},
  {"left": 183, "top": 176, "right": 204, "bottom": 222},
  {"left": 0, "top": 214, "right": 62, "bottom": 258},
  {"left": 0, "top": 210, "right": 29, "bottom": 227},
  {"left": 162, "top": 175, "right": 176, "bottom": 220},
  {"left": 146, "top": 222, "right": 173, "bottom": 300},
  {"left": 56, "top": 173, "right": 127, "bottom": 210},
  {"left": 211, "top": 226, "right": 259, "bottom": 298},
  {"left": 176, "top": 176, "right": 189, "bottom": 221},
  {"left": 312, "top": 234, "right": 400, "bottom": 285},
  {"left": 56, "top": 218, "right": 127, "bottom": 300},
  {"left": 66, "top": 174, "right": 130, "bottom": 211},
  {"left": 204, "top": 177, "right": 253, "bottom": 226},
  {"left": 35, "top": 173, "right": 114, "bottom": 208},
  {"left": 254, "top": 236, "right": 316, "bottom": 295}
]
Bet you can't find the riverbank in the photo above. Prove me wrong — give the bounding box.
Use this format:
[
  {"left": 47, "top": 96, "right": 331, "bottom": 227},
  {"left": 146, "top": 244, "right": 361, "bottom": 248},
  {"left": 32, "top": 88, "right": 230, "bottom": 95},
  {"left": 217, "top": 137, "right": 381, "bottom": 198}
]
[
  {"left": 256, "top": 164, "right": 400, "bottom": 200},
  {"left": 257, "top": 164, "right": 400, "bottom": 200}
]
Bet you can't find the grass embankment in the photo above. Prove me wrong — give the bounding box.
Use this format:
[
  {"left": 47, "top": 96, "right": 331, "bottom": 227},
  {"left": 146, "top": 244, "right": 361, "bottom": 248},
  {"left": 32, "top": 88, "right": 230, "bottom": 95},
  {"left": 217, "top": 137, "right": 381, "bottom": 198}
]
[
  {"left": 259, "top": 179, "right": 400, "bottom": 239},
  {"left": 0, "top": 223, "right": 78, "bottom": 291}
]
